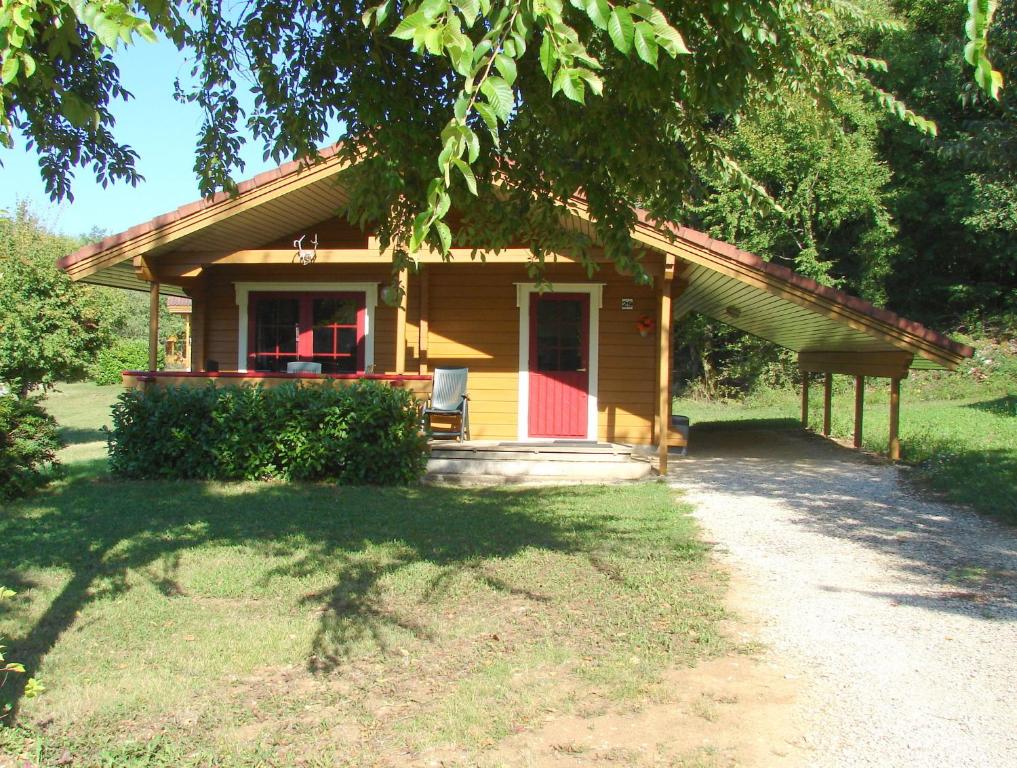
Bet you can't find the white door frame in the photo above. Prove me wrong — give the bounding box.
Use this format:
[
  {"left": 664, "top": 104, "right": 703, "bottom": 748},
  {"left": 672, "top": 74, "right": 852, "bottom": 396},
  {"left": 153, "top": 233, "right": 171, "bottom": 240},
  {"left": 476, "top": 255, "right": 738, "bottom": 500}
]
[
  {"left": 515, "top": 283, "right": 603, "bottom": 441},
  {"left": 234, "top": 282, "right": 379, "bottom": 373}
]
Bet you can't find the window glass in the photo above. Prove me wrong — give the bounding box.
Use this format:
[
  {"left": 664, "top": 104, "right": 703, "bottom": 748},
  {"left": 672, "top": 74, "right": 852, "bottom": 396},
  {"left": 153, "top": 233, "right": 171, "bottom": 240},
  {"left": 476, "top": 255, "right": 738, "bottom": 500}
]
[
  {"left": 534, "top": 299, "right": 584, "bottom": 372},
  {"left": 250, "top": 293, "right": 363, "bottom": 373}
]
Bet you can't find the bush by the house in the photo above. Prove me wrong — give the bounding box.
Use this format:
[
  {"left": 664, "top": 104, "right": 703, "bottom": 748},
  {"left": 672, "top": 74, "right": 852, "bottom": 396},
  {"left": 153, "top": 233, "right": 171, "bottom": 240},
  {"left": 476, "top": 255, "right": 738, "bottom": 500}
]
[
  {"left": 92, "top": 339, "right": 165, "bottom": 385},
  {"left": 107, "top": 381, "right": 428, "bottom": 485},
  {"left": 0, "top": 393, "right": 63, "bottom": 500}
]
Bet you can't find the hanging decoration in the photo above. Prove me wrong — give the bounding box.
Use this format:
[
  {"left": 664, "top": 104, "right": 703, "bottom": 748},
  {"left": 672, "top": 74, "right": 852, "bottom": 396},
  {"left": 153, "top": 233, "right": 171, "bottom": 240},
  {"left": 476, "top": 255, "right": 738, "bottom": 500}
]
[{"left": 636, "top": 315, "right": 655, "bottom": 337}]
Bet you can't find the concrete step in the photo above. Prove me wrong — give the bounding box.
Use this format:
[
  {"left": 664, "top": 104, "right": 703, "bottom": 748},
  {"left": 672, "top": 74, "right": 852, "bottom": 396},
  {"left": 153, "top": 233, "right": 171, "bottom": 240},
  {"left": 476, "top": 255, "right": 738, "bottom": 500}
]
[
  {"left": 429, "top": 441, "right": 635, "bottom": 463},
  {"left": 425, "top": 456, "right": 652, "bottom": 482}
]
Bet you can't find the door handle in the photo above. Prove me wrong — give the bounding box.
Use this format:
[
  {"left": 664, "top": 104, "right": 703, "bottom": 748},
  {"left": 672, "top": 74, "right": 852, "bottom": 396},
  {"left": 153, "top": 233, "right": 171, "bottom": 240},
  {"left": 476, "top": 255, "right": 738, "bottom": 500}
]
[{"left": 577, "top": 367, "right": 587, "bottom": 372}]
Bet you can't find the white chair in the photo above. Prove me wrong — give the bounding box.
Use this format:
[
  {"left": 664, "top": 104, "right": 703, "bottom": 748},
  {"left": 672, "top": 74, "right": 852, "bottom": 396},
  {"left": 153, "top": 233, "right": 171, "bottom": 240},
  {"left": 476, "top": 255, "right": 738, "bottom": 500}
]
[
  {"left": 286, "top": 361, "right": 322, "bottom": 374},
  {"left": 422, "top": 367, "right": 470, "bottom": 441}
]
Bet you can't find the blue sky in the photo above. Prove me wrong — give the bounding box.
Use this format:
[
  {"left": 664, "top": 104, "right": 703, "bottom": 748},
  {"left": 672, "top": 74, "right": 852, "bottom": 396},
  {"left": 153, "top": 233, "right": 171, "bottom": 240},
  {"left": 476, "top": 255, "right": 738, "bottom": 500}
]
[{"left": 0, "top": 38, "right": 285, "bottom": 238}]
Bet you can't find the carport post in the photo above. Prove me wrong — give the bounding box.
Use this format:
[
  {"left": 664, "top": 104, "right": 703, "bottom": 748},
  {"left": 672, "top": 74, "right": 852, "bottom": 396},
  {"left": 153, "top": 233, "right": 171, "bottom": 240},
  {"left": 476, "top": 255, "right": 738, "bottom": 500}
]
[
  {"left": 800, "top": 372, "right": 809, "bottom": 429},
  {"left": 657, "top": 271, "right": 674, "bottom": 474},
  {"left": 853, "top": 375, "right": 864, "bottom": 449},
  {"left": 822, "top": 372, "right": 833, "bottom": 436},
  {"left": 889, "top": 377, "right": 901, "bottom": 461}
]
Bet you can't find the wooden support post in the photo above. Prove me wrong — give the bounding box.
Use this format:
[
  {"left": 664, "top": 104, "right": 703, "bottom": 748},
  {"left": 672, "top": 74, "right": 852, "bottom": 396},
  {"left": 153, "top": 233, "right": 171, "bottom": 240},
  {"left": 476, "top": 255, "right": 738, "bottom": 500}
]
[
  {"left": 395, "top": 269, "right": 407, "bottom": 375},
  {"left": 188, "top": 288, "right": 206, "bottom": 373},
  {"left": 148, "top": 282, "right": 160, "bottom": 372},
  {"left": 801, "top": 371, "right": 809, "bottom": 429},
  {"left": 183, "top": 314, "right": 192, "bottom": 371},
  {"left": 823, "top": 372, "right": 833, "bottom": 436},
  {"left": 889, "top": 377, "right": 901, "bottom": 461},
  {"left": 418, "top": 267, "right": 429, "bottom": 375},
  {"left": 853, "top": 375, "right": 864, "bottom": 449},
  {"left": 657, "top": 279, "right": 673, "bottom": 474}
]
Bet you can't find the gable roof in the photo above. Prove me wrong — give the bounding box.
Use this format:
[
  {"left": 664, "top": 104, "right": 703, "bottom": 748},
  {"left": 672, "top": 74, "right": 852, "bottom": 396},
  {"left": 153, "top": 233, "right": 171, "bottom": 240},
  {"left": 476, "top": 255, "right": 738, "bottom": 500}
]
[{"left": 58, "top": 150, "right": 972, "bottom": 370}]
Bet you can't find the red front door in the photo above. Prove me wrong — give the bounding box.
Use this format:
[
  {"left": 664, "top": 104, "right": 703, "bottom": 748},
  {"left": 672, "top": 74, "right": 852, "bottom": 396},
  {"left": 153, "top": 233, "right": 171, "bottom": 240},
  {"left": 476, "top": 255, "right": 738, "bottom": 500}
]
[{"left": 528, "top": 293, "right": 589, "bottom": 438}]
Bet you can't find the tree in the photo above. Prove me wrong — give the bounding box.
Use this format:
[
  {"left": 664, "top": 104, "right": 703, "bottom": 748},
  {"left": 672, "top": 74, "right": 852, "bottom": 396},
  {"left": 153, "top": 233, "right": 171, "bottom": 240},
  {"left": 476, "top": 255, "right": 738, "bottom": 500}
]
[
  {"left": 672, "top": 86, "right": 898, "bottom": 396},
  {"left": 0, "top": 203, "right": 115, "bottom": 394},
  {"left": 1, "top": 0, "right": 999, "bottom": 279},
  {"left": 872, "top": 0, "right": 1017, "bottom": 328}
]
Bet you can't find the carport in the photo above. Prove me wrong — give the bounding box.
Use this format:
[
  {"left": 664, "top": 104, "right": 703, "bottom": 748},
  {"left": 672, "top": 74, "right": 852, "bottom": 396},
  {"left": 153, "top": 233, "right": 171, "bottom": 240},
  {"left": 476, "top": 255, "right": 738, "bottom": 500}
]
[{"left": 621, "top": 211, "right": 974, "bottom": 461}]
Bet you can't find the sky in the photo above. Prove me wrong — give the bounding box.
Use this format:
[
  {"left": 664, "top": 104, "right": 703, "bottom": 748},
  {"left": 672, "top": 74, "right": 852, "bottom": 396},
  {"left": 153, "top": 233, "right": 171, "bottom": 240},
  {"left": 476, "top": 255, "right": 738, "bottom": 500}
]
[{"left": 0, "top": 38, "right": 284, "bottom": 238}]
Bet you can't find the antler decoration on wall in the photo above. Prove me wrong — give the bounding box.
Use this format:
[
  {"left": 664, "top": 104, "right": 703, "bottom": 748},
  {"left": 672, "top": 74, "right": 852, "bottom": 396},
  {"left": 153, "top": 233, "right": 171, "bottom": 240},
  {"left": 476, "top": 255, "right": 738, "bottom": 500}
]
[{"left": 294, "top": 234, "right": 319, "bottom": 265}]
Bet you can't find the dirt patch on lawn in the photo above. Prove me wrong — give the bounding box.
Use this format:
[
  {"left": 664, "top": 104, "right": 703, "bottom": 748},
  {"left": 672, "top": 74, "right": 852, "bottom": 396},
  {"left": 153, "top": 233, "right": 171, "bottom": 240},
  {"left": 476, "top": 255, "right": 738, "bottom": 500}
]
[{"left": 469, "top": 653, "right": 806, "bottom": 768}]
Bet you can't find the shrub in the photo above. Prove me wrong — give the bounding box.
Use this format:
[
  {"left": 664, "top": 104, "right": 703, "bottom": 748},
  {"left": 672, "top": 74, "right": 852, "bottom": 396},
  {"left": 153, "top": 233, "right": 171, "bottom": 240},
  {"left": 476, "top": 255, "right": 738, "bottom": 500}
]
[
  {"left": 1, "top": 587, "right": 44, "bottom": 717},
  {"left": 107, "top": 381, "right": 428, "bottom": 485},
  {"left": 0, "top": 392, "right": 63, "bottom": 500},
  {"left": 92, "top": 339, "right": 165, "bottom": 385}
]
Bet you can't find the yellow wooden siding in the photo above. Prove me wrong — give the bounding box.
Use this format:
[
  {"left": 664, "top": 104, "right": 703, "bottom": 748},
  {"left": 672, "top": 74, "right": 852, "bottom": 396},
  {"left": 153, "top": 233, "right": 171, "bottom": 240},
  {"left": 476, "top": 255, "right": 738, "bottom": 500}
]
[{"left": 193, "top": 259, "right": 662, "bottom": 443}]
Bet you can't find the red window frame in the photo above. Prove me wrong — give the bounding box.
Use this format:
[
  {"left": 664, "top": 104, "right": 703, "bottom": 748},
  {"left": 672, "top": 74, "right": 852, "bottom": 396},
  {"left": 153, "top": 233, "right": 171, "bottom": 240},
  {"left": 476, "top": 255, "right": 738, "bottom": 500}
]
[{"left": 247, "top": 291, "right": 366, "bottom": 373}]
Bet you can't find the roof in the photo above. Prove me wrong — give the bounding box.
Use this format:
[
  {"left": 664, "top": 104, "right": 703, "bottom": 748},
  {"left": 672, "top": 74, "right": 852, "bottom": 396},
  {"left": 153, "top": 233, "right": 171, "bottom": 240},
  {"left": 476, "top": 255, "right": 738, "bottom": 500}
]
[{"left": 57, "top": 149, "right": 972, "bottom": 370}]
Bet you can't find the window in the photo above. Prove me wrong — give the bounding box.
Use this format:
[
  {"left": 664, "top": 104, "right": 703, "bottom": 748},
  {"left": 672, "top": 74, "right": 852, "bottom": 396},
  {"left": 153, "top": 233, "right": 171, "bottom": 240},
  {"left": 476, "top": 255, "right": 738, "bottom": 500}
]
[
  {"left": 534, "top": 297, "right": 585, "bottom": 372},
  {"left": 248, "top": 292, "right": 365, "bottom": 373}
]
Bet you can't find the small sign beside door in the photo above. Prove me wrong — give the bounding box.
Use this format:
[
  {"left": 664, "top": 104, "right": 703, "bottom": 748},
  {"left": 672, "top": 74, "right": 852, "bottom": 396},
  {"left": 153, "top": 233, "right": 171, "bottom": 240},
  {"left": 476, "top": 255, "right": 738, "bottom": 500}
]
[{"left": 621, "top": 298, "right": 635, "bottom": 310}]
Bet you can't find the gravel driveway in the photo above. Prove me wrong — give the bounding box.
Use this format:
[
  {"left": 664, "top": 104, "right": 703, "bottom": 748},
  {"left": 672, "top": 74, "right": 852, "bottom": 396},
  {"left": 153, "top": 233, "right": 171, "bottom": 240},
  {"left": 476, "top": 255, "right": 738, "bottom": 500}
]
[{"left": 671, "top": 428, "right": 1017, "bottom": 768}]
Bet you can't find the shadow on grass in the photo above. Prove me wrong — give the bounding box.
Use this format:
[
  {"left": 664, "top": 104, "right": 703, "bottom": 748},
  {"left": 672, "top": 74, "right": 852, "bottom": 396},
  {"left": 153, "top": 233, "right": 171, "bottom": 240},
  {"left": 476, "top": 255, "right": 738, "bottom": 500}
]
[
  {"left": 56, "top": 426, "right": 107, "bottom": 446},
  {"left": 965, "top": 395, "right": 1017, "bottom": 417},
  {"left": 689, "top": 417, "right": 800, "bottom": 433},
  {"left": 0, "top": 477, "right": 616, "bottom": 716}
]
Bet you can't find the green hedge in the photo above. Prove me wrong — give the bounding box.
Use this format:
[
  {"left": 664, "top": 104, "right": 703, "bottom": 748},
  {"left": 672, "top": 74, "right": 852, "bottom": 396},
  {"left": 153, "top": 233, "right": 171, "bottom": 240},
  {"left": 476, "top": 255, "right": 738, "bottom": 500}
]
[
  {"left": 0, "top": 392, "right": 63, "bottom": 500},
  {"left": 107, "top": 381, "right": 428, "bottom": 484},
  {"left": 92, "top": 339, "right": 165, "bottom": 385}
]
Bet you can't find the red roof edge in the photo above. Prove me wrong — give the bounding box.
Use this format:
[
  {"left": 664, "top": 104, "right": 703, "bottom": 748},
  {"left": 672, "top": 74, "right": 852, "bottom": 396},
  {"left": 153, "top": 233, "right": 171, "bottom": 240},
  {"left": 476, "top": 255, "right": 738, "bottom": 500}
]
[
  {"left": 632, "top": 208, "right": 973, "bottom": 361},
  {"left": 58, "top": 151, "right": 971, "bottom": 365},
  {"left": 56, "top": 144, "right": 345, "bottom": 271}
]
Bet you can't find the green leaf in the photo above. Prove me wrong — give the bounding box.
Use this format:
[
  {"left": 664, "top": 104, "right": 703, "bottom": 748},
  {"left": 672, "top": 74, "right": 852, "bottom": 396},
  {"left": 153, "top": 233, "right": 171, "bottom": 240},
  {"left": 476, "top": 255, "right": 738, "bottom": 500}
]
[
  {"left": 560, "top": 69, "right": 585, "bottom": 103},
  {"left": 578, "top": 68, "right": 603, "bottom": 96},
  {"left": 633, "top": 21, "right": 657, "bottom": 66},
  {"left": 463, "top": 125, "right": 480, "bottom": 162},
  {"left": 435, "top": 220, "right": 452, "bottom": 252},
  {"left": 2, "top": 56, "right": 20, "bottom": 85},
  {"left": 480, "top": 76, "right": 513, "bottom": 121},
  {"left": 419, "top": 0, "right": 449, "bottom": 21},
  {"left": 391, "top": 11, "right": 428, "bottom": 40},
  {"left": 653, "top": 22, "right": 689, "bottom": 56},
  {"left": 453, "top": 157, "right": 478, "bottom": 194},
  {"left": 411, "top": 210, "right": 431, "bottom": 252},
  {"left": 608, "top": 7, "right": 634, "bottom": 54},
  {"left": 494, "top": 53, "right": 517, "bottom": 85},
  {"left": 424, "top": 24, "right": 444, "bottom": 55},
  {"left": 539, "top": 33, "right": 556, "bottom": 80},
  {"left": 136, "top": 21, "right": 158, "bottom": 43},
  {"left": 21, "top": 52, "right": 36, "bottom": 78},
  {"left": 12, "top": 5, "right": 33, "bottom": 30},
  {"left": 60, "top": 93, "right": 93, "bottom": 129},
  {"left": 584, "top": 0, "right": 610, "bottom": 29},
  {"left": 474, "top": 101, "right": 500, "bottom": 144},
  {"left": 456, "top": 0, "right": 479, "bottom": 26}
]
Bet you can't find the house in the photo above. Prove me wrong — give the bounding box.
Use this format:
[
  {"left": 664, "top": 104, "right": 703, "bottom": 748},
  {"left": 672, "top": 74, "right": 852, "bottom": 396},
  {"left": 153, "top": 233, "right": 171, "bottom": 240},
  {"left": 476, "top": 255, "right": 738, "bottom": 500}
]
[{"left": 58, "top": 147, "right": 972, "bottom": 470}]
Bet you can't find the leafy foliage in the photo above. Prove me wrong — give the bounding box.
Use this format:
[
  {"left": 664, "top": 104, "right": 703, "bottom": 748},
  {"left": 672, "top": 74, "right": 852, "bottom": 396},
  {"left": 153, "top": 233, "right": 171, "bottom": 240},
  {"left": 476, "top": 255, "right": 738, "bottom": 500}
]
[
  {"left": 107, "top": 382, "right": 429, "bottom": 484},
  {"left": 2, "top": 0, "right": 996, "bottom": 280},
  {"left": 1, "top": 587, "right": 44, "bottom": 719},
  {"left": 873, "top": 0, "right": 1017, "bottom": 326},
  {"left": 91, "top": 338, "right": 164, "bottom": 385},
  {"left": 0, "top": 203, "right": 116, "bottom": 394},
  {"left": 0, "top": 391, "right": 62, "bottom": 500}
]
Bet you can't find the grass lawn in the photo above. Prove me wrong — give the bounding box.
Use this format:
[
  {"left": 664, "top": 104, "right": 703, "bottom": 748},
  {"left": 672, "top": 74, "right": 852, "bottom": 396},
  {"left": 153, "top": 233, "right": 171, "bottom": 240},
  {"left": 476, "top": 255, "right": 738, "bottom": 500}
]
[
  {"left": 675, "top": 374, "right": 1017, "bottom": 523},
  {"left": 0, "top": 384, "right": 725, "bottom": 767}
]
